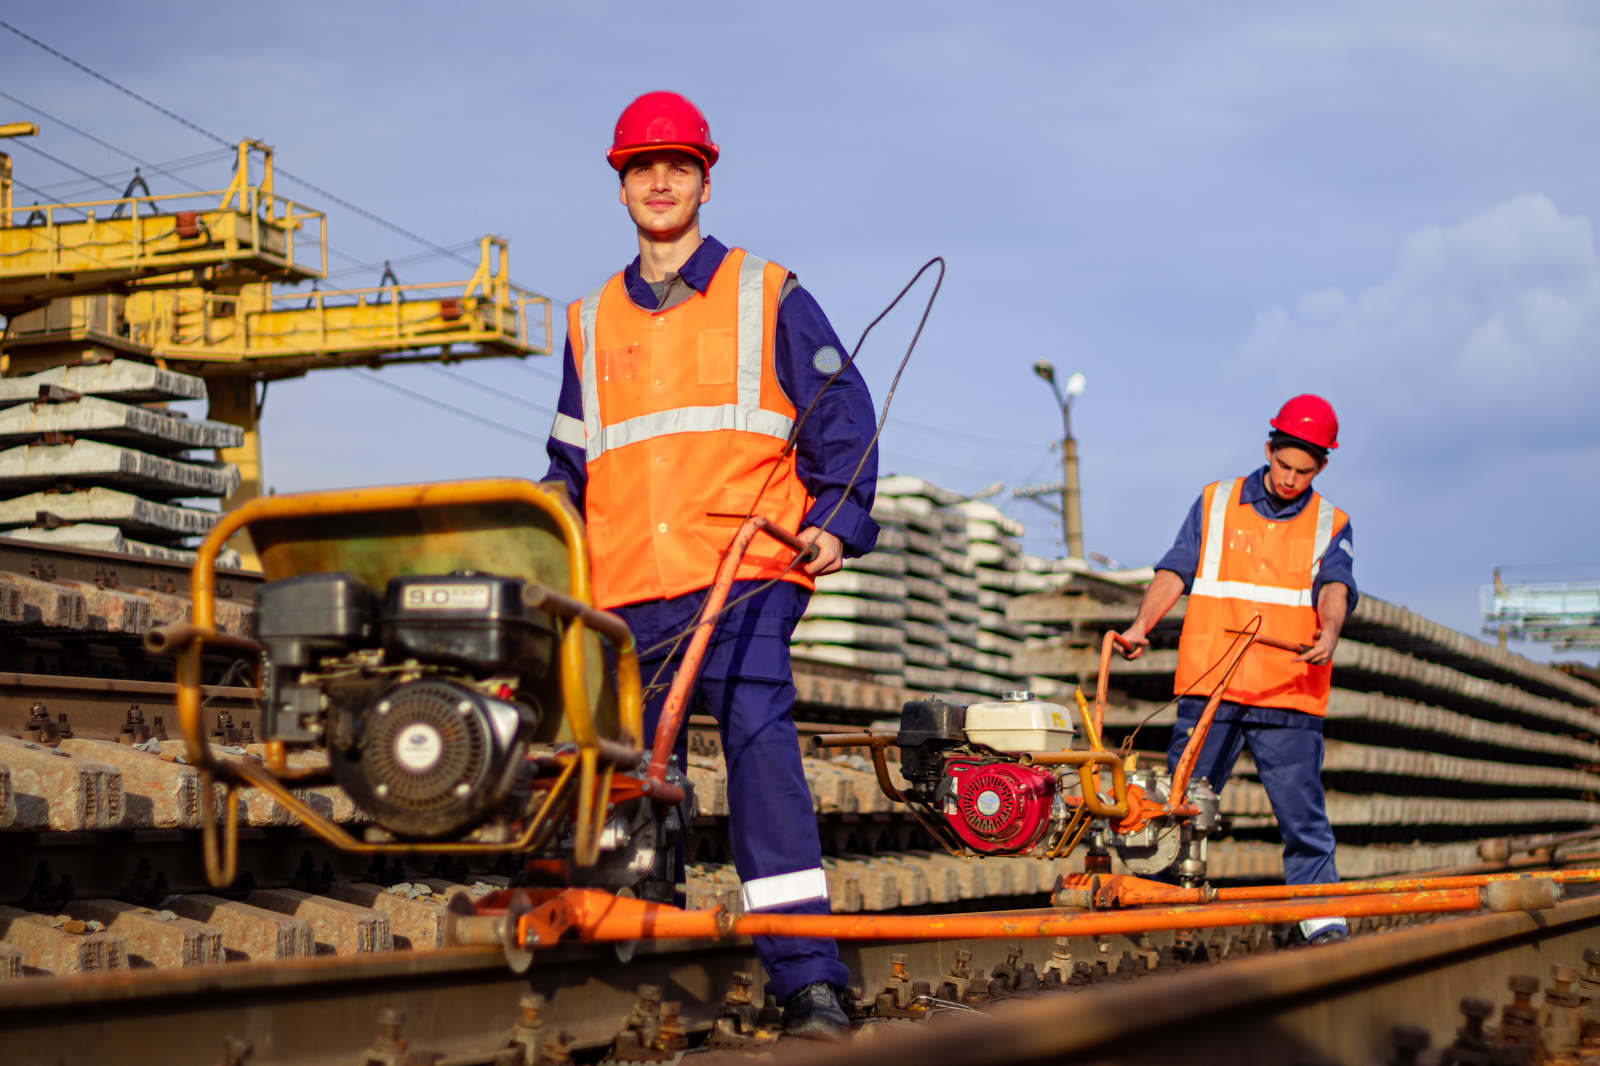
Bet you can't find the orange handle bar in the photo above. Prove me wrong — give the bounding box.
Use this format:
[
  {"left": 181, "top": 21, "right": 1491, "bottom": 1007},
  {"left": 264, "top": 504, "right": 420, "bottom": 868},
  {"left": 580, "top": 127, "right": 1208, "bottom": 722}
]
[{"left": 644, "top": 517, "right": 814, "bottom": 794}]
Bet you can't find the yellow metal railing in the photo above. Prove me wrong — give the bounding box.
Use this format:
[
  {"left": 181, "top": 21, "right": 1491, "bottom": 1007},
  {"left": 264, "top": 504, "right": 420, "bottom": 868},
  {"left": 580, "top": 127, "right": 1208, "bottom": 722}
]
[
  {"left": 0, "top": 140, "right": 326, "bottom": 292},
  {"left": 125, "top": 235, "right": 551, "bottom": 371}
]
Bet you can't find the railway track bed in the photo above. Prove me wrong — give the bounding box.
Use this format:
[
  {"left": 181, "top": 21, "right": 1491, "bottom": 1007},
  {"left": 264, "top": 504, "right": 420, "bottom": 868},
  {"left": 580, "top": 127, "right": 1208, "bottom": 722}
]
[{"left": 1, "top": 887, "right": 1595, "bottom": 1065}]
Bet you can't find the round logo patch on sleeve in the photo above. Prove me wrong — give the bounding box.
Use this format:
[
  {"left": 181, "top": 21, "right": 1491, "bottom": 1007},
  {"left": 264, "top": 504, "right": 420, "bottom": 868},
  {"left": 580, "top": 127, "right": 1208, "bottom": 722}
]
[{"left": 811, "top": 346, "right": 843, "bottom": 375}]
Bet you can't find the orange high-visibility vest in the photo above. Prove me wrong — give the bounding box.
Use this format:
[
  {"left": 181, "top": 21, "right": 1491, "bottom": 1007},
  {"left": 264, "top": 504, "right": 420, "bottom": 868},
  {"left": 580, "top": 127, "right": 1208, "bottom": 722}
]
[
  {"left": 557, "top": 247, "right": 814, "bottom": 610},
  {"left": 1173, "top": 477, "right": 1348, "bottom": 716}
]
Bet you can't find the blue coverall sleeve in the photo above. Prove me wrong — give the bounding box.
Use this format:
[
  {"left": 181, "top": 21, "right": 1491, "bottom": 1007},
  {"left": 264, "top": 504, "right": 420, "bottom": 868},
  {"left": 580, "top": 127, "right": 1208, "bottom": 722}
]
[
  {"left": 773, "top": 284, "right": 880, "bottom": 557},
  {"left": 540, "top": 335, "right": 588, "bottom": 513},
  {"left": 1313, "top": 517, "right": 1358, "bottom": 612},
  {"left": 1154, "top": 496, "right": 1204, "bottom": 591}
]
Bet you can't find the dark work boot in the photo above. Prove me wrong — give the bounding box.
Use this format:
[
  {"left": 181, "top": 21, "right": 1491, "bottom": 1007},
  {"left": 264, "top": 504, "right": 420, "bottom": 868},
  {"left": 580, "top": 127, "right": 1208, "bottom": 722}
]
[{"left": 783, "top": 982, "right": 850, "bottom": 1041}]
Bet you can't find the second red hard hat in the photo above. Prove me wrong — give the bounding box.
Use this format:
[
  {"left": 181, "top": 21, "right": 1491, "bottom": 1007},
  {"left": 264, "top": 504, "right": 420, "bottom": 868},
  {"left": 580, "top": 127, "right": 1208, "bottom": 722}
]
[
  {"left": 1270, "top": 394, "right": 1340, "bottom": 450},
  {"left": 607, "top": 91, "right": 720, "bottom": 171}
]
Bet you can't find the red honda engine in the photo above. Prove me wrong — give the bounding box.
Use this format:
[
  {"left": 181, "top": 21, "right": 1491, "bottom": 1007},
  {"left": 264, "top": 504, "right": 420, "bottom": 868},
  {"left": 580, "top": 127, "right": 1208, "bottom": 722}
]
[{"left": 941, "top": 759, "right": 1057, "bottom": 854}]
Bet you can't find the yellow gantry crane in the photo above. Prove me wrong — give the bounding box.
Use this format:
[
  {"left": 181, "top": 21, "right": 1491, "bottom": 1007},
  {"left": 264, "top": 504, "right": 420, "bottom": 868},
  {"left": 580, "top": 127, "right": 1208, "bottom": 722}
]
[
  {"left": 0, "top": 136, "right": 324, "bottom": 312},
  {"left": 0, "top": 125, "right": 553, "bottom": 567}
]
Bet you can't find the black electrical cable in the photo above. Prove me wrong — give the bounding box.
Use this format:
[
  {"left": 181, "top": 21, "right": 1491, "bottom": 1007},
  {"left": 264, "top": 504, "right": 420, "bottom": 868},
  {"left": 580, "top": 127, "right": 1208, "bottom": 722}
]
[{"left": 637, "top": 257, "right": 945, "bottom": 703}]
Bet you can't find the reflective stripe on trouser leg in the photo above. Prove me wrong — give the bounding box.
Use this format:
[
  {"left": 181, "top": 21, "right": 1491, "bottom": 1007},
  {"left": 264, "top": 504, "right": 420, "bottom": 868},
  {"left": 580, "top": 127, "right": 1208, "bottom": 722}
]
[
  {"left": 742, "top": 868, "right": 829, "bottom": 912},
  {"left": 1298, "top": 916, "right": 1347, "bottom": 940},
  {"left": 705, "top": 663, "right": 849, "bottom": 1003}
]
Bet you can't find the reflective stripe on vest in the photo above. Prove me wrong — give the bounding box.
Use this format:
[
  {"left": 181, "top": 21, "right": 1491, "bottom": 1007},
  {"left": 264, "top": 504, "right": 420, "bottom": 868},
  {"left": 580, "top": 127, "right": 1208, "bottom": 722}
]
[
  {"left": 1189, "top": 478, "right": 1335, "bottom": 609},
  {"left": 577, "top": 252, "right": 793, "bottom": 463}
]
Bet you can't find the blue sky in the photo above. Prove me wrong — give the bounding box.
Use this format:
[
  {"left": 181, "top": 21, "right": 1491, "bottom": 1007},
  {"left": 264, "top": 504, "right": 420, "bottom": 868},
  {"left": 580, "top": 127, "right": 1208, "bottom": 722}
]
[{"left": 4, "top": 3, "right": 1599, "bottom": 661}]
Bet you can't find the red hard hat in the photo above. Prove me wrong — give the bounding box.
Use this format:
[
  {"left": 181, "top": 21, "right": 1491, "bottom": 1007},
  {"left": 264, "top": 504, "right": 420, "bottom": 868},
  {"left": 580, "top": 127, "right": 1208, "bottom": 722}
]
[
  {"left": 1269, "top": 394, "right": 1340, "bottom": 450},
  {"left": 607, "top": 91, "right": 720, "bottom": 171}
]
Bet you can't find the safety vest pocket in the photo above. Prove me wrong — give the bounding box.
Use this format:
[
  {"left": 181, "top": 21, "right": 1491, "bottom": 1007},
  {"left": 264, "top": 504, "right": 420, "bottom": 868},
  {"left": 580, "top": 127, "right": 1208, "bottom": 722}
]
[{"left": 697, "top": 328, "right": 737, "bottom": 386}]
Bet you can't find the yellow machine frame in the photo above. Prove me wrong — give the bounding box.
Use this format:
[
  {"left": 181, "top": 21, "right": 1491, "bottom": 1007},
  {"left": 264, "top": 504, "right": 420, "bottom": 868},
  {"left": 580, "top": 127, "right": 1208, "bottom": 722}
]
[{"left": 153, "top": 478, "right": 644, "bottom": 887}]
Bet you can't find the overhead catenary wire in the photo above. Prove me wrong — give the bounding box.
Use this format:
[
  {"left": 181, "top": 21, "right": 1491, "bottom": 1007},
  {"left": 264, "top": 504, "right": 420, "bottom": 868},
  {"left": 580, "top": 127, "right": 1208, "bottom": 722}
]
[
  {"left": 25, "top": 150, "right": 235, "bottom": 200},
  {"left": 0, "top": 87, "right": 233, "bottom": 193},
  {"left": 422, "top": 365, "right": 555, "bottom": 417},
  {"left": 0, "top": 26, "right": 548, "bottom": 290},
  {"left": 12, "top": 138, "right": 153, "bottom": 196},
  {"left": 510, "top": 359, "right": 564, "bottom": 384},
  {"left": 354, "top": 371, "right": 549, "bottom": 446},
  {"left": 884, "top": 416, "right": 1041, "bottom": 452}
]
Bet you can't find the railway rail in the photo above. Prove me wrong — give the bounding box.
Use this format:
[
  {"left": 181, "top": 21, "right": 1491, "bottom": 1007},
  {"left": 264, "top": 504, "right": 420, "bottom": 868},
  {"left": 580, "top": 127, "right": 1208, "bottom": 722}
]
[{"left": 0, "top": 884, "right": 1595, "bottom": 1064}]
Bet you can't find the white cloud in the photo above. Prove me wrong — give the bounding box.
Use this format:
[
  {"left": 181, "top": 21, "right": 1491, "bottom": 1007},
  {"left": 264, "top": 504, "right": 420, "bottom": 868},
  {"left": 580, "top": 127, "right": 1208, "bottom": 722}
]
[{"left": 1233, "top": 195, "right": 1600, "bottom": 448}]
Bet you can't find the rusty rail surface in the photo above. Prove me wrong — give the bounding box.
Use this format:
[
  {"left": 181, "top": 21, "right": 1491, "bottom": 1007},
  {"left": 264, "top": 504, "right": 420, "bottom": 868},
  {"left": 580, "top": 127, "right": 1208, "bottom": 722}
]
[{"left": 0, "top": 892, "right": 1595, "bottom": 1065}]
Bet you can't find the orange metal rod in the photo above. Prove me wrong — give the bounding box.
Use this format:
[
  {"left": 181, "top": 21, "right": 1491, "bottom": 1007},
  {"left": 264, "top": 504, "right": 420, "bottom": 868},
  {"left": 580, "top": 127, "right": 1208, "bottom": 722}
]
[
  {"left": 1093, "top": 630, "right": 1131, "bottom": 738},
  {"left": 1167, "top": 621, "right": 1260, "bottom": 803},
  {"left": 1066, "top": 866, "right": 1597, "bottom": 908},
  {"left": 645, "top": 516, "right": 814, "bottom": 791},
  {"left": 514, "top": 886, "right": 1486, "bottom": 947},
  {"left": 1212, "top": 867, "right": 1600, "bottom": 901}
]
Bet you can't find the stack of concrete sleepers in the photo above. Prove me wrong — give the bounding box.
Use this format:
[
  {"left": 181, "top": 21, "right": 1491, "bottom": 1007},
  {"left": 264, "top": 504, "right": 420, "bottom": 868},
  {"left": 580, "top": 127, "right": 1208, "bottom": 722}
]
[
  {"left": 0, "top": 360, "right": 240, "bottom": 563},
  {"left": 1005, "top": 573, "right": 1600, "bottom": 874},
  {"left": 795, "top": 475, "right": 1033, "bottom": 699},
  {"left": 794, "top": 494, "right": 913, "bottom": 685},
  {"left": 956, "top": 500, "right": 1032, "bottom": 700}
]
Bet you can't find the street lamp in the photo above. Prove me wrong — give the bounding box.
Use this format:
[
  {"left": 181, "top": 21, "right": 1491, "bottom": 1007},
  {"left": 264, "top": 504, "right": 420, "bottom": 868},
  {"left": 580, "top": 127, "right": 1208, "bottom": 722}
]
[{"left": 1031, "top": 360, "right": 1085, "bottom": 560}]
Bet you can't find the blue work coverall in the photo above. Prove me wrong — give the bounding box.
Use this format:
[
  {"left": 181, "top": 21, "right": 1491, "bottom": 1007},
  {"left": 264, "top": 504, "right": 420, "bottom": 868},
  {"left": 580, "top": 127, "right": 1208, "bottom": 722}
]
[
  {"left": 544, "top": 236, "right": 878, "bottom": 999},
  {"left": 1155, "top": 466, "right": 1356, "bottom": 928}
]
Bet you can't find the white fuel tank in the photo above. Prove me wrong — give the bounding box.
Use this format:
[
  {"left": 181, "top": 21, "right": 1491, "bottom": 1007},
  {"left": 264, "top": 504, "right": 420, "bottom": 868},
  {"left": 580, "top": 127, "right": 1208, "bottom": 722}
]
[{"left": 963, "top": 691, "right": 1075, "bottom": 754}]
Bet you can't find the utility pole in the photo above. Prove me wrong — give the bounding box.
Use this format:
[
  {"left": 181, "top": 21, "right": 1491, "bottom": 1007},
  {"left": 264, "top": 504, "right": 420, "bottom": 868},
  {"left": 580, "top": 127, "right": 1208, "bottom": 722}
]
[{"left": 1026, "top": 360, "right": 1085, "bottom": 560}]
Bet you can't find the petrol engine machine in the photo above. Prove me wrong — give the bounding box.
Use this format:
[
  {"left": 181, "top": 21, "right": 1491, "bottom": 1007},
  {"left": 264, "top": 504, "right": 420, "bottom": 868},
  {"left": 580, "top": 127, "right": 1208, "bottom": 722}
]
[
  {"left": 882, "top": 691, "right": 1220, "bottom": 882},
  {"left": 813, "top": 626, "right": 1236, "bottom": 894},
  {"left": 150, "top": 478, "right": 697, "bottom": 903}
]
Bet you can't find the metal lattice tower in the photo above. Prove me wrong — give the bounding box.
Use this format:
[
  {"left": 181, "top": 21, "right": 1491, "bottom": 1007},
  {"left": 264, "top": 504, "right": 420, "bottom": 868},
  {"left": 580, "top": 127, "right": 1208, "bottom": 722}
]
[{"left": 1481, "top": 570, "right": 1600, "bottom": 649}]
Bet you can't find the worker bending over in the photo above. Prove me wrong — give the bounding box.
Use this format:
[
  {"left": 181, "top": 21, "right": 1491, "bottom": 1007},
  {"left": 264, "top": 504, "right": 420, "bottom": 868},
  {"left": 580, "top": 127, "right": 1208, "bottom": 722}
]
[
  {"left": 543, "top": 92, "right": 878, "bottom": 1037},
  {"left": 1117, "top": 395, "right": 1355, "bottom": 944}
]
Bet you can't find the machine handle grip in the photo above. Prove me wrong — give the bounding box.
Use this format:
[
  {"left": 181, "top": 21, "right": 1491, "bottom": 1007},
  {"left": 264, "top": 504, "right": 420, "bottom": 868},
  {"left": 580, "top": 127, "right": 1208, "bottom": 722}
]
[{"left": 749, "top": 516, "right": 819, "bottom": 562}]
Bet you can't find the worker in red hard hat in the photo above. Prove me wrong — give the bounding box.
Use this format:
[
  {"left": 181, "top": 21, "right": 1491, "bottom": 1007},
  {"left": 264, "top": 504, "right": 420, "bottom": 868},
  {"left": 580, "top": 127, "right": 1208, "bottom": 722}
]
[
  {"left": 543, "top": 91, "right": 878, "bottom": 1039},
  {"left": 1115, "top": 395, "right": 1356, "bottom": 944}
]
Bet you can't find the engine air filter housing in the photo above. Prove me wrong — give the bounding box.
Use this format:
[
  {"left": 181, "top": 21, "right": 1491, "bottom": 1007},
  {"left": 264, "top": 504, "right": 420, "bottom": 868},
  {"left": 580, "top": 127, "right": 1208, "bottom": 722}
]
[{"left": 332, "top": 679, "right": 531, "bottom": 838}]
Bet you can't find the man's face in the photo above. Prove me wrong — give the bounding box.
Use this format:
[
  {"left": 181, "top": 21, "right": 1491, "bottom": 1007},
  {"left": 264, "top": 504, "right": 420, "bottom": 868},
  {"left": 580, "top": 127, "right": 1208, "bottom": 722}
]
[
  {"left": 1263, "top": 442, "right": 1326, "bottom": 501},
  {"left": 618, "top": 150, "right": 709, "bottom": 239}
]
